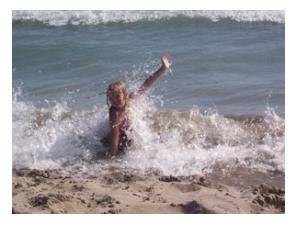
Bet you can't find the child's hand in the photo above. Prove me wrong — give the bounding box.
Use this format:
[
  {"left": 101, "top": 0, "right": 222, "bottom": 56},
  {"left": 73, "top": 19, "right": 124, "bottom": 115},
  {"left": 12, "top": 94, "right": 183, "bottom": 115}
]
[{"left": 161, "top": 53, "right": 171, "bottom": 69}]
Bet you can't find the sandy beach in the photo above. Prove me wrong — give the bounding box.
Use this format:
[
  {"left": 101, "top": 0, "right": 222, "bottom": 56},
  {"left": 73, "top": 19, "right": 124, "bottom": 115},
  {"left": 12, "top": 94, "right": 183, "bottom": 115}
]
[{"left": 12, "top": 168, "right": 284, "bottom": 214}]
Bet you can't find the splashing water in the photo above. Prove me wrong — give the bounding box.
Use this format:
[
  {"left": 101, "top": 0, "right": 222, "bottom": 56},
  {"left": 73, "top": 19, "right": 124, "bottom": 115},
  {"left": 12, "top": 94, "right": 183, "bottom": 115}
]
[
  {"left": 12, "top": 84, "right": 284, "bottom": 177},
  {"left": 122, "top": 96, "right": 284, "bottom": 176}
]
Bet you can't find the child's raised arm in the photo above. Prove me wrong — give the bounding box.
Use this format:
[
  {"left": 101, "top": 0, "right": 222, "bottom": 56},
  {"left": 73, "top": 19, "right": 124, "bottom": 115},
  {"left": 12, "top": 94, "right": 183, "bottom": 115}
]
[{"left": 130, "top": 53, "right": 171, "bottom": 98}]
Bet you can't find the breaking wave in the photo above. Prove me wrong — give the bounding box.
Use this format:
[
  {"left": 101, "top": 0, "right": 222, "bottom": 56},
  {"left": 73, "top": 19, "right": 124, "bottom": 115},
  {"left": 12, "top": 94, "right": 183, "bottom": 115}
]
[
  {"left": 12, "top": 10, "right": 285, "bottom": 26},
  {"left": 12, "top": 86, "right": 284, "bottom": 177}
]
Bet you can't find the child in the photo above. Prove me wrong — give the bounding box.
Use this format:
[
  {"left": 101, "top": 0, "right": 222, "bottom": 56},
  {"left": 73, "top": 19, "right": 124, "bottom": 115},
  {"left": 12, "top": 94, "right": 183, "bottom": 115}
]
[{"left": 106, "top": 53, "right": 171, "bottom": 156}]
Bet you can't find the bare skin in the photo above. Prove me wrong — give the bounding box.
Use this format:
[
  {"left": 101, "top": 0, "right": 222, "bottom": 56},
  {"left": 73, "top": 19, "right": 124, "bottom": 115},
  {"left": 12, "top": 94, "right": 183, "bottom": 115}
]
[{"left": 108, "top": 53, "right": 172, "bottom": 156}]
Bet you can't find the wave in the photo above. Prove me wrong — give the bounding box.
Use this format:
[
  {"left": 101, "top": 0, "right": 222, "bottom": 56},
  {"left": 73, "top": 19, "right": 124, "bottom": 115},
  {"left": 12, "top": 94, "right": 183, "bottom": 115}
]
[
  {"left": 12, "top": 10, "right": 285, "bottom": 26},
  {"left": 122, "top": 98, "right": 284, "bottom": 176},
  {"left": 12, "top": 86, "right": 285, "bottom": 177}
]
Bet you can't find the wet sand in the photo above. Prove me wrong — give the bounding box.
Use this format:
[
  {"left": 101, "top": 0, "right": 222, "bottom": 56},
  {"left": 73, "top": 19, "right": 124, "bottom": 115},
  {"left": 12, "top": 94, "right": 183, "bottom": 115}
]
[{"left": 12, "top": 168, "right": 284, "bottom": 214}]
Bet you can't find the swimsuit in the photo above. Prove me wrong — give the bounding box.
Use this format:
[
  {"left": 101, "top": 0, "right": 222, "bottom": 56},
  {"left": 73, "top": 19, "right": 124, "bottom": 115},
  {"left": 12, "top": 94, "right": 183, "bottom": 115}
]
[
  {"left": 101, "top": 106, "right": 132, "bottom": 152},
  {"left": 118, "top": 117, "right": 132, "bottom": 152}
]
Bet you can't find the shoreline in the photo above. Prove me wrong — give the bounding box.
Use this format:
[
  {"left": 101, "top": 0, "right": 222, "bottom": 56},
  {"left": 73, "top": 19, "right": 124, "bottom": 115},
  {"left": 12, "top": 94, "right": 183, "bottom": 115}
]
[{"left": 12, "top": 168, "right": 284, "bottom": 214}]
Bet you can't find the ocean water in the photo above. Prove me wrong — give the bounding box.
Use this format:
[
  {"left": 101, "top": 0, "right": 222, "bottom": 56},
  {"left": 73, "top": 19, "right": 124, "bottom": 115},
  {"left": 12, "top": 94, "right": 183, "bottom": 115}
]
[{"left": 12, "top": 11, "right": 285, "bottom": 179}]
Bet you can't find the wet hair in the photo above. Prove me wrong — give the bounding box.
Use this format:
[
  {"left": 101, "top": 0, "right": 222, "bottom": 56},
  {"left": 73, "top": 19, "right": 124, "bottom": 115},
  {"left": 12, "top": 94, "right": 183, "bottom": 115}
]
[{"left": 106, "top": 80, "right": 129, "bottom": 109}]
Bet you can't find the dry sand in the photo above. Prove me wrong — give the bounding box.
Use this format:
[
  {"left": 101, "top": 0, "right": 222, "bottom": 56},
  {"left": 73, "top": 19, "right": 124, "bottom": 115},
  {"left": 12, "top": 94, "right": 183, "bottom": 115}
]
[{"left": 12, "top": 168, "right": 284, "bottom": 214}]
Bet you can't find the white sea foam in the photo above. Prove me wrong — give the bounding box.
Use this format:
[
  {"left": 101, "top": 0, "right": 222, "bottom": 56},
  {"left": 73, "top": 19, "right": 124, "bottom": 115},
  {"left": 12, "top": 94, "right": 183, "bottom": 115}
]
[
  {"left": 122, "top": 96, "right": 285, "bottom": 176},
  {"left": 12, "top": 88, "right": 110, "bottom": 169},
  {"left": 12, "top": 10, "right": 285, "bottom": 26},
  {"left": 12, "top": 85, "right": 284, "bottom": 177}
]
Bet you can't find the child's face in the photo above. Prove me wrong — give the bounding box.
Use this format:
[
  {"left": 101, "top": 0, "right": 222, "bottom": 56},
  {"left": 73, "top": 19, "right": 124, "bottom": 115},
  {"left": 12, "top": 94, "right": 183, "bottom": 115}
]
[{"left": 110, "top": 89, "right": 125, "bottom": 108}]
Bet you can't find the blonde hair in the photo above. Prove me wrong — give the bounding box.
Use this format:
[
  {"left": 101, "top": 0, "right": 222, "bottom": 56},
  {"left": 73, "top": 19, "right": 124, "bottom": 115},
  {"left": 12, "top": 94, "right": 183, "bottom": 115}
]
[{"left": 107, "top": 80, "right": 129, "bottom": 109}]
